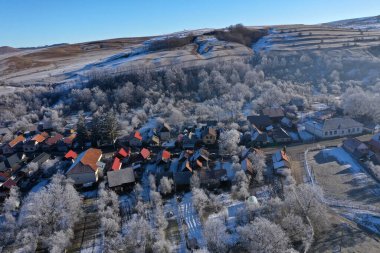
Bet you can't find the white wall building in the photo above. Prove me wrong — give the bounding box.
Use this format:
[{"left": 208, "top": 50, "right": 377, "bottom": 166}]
[{"left": 305, "top": 117, "right": 363, "bottom": 139}]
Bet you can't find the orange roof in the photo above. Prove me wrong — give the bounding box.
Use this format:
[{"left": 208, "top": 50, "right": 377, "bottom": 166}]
[
  {"left": 185, "top": 161, "right": 192, "bottom": 172},
  {"left": 80, "top": 148, "right": 102, "bottom": 171},
  {"left": 9, "top": 135, "right": 25, "bottom": 148},
  {"left": 162, "top": 150, "right": 171, "bottom": 160},
  {"left": 134, "top": 131, "right": 143, "bottom": 141},
  {"left": 281, "top": 150, "right": 289, "bottom": 162},
  {"left": 41, "top": 132, "right": 50, "bottom": 138},
  {"left": 32, "top": 134, "right": 46, "bottom": 143},
  {"left": 65, "top": 150, "right": 78, "bottom": 159},
  {"left": 111, "top": 157, "right": 121, "bottom": 171},
  {"left": 140, "top": 148, "right": 150, "bottom": 159},
  {"left": 118, "top": 148, "right": 130, "bottom": 158}
]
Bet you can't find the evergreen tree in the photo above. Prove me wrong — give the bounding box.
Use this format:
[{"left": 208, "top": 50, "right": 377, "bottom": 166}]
[{"left": 76, "top": 113, "right": 89, "bottom": 150}]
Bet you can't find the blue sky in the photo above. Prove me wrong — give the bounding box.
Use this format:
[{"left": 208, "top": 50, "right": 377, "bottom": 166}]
[{"left": 1, "top": 0, "right": 380, "bottom": 47}]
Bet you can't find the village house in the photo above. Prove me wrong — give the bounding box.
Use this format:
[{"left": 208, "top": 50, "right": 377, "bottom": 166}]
[
  {"left": 272, "top": 149, "right": 291, "bottom": 173},
  {"left": 272, "top": 127, "right": 292, "bottom": 144},
  {"left": 107, "top": 168, "right": 135, "bottom": 192},
  {"left": 0, "top": 153, "right": 25, "bottom": 173},
  {"left": 129, "top": 131, "right": 143, "bottom": 147},
  {"left": 262, "top": 107, "right": 285, "bottom": 122},
  {"left": 66, "top": 148, "right": 104, "bottom": 186},
  {"left": 342, "top": 138, "right": 369, "bottom": 159},
  {"left": 64, "top": 150, "right": 78, "bottom": 161},
  {"left": 156, "top": 150, "right": 171, "bottom": 164},
  {"left": 241, "top": 158, "right": 254, "bottom": 175},
  {"left": 2, "top": 135, "right": 25, "bottom": 155},
  {"left": 369, "top": 133, "right": 380, "bottom": 153},
  {"left": 42, "top": 133, "right": 63, "bottom": 151},
  {"left": 305, "top": 117, "right": 363, "bottom": 139},
  {"left": 158, "top": 123, "right": 171, "bottom": 141},
  {"left": 281, "top": 117, "right": 293, "bottom": 128},
  {"left": 111, "top": 157, "right": 122, "bottom": 171},
  {"left": 23, "top": 134, "right": 46, "bottom": 153},
  {"left": 57, "top": 133, "right": 76, "bottom": 152},
  {"left": 201, "top": 127, "right": 217, "bottom": 145},
  {"left": 250, "top": 126, "right": 270, "bottom": 147},
  {"left": 247, "top": 115, "right": 273, "bottom": 131}
]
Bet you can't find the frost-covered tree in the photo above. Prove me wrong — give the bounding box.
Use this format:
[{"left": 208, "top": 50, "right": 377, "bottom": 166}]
[
  {"left": 0, "top": 187, "right": 20, "bottom": 247},
  {"left": 237, "top": 218, "right": 291, "bottom": 253},
  {"left": 159, "top": 176, "right": 173, "bottom": 195},
  {"left": 232, "top": 170, "right": 250, "bottom": 200},
  {"left": 14, "top": 174, "right": 81, "bottom": 252},
  {"left": 248, "top": 151, "right": 266, "bottom": 181},
  {"left": 280, "top": 212, "right": 312, "bottom": 249},
  {"left": 192, "top": 188, "right": 209, "bottom": 216},
  {"left": 204, "top": 218, "right": 230, "bottom": 253},
  {"left": 219, "top": 129, "right": 241, "bottom": 155}
]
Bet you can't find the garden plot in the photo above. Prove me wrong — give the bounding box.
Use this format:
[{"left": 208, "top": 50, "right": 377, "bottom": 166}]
[{"left": 308, "top": 147, "right": 380, "bottom": 209}]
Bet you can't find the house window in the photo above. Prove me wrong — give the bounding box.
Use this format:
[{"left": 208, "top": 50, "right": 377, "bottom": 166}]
[
  {"left": 330, "top": 131, "right": 333, "bottom": 135},
  {"left": 352, "top": 128, "right": 355, "bottom": 133},
  {"left": 334, "top": 130, "right": 337, "bottom": 134},
  {"left": 325, "top": 131, "right": 328, "bottom": 136},
  {"left": 348, "top": 129, "right": 351, "bottom": 133},
  {"left": 357, "top": 128, "right": 360, "bottom": 132}
]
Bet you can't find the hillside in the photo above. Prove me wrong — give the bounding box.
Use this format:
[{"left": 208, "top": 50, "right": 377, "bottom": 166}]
[
  {"left": 325, "top": 15, "right": 380, "bottom": 30},
  {"left": 1, "top": 17, "right": 380, "bottom": 88}
]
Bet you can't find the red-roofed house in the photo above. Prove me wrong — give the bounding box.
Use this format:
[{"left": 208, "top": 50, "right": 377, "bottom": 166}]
[
  {"left": 65, "top": 150, "right": 78, "bottom": 160},
  {"left": 42, "top": 133, "right": 63, "bottom": 150},
  {"left": 66, "top": 148, "right": 104, "bottom": 186},
  {"left": 130, "top": 131, "right": 143, "bottom": 147},
  {"left": 1, "top": 178, "right": 17, "bottom": 190},
  {"left": 23, "top": 134, "right": 47, "bottom": 153},
  {"left": 117, "top": 148, "right": 130, "bottom": 158},
  {"left": 157, "top": 150, "right": 171, "bottom": 164},
  {"left": 2, "top": 135, "right": 25, "bottom": 155},
  {"left": 140, "top": 148, "right": 151, "bottom": 160},
  {"left": 111, "top": 157, "right": 121, "bottom": 171}
]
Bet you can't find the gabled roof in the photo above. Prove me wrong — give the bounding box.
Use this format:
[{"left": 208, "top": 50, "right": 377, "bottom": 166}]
[
  {"left": 8, "top": 135, "right": 25, "bottom": 148},
  {"left": 63, "top": 133, "right": 76, "bottom": 144},
  {"left": 31, "top": 152, "right": 50, "bottom": 166},
  {"left": 65, "top": 150, "right": 78, "bottom": 159},
  {"left": 133, "top": 131, "right": 143, "bottom": 141},
  {"left": 32, "top": 134, "right": 46, "bottom": 143},
  {"left": 241, "top": 158, "right": 254, "bottom": 174},
  {"left": 118, "top": 148, "right": 130, "bottom": 158},
  {"left": 262, "top": 107, "right": 284, "bottom": 118},
  {"left": 272, "top": 150, "right": 289, "bottom": 163},
  {"left": 180, "top": 160, "right": 193, "bottom": 172},
  {"left": 112, "top": 157, "right": 121, "bottom": 171},
  {"left": 140, "top": 148, "right": 150, "bottom": 159},
  {"left": 161, "top": 150, "right": 171, "bottom": 161},
  {"left": 67, "top": 148, "right": 102, "bottom": 173},
  {"left": 159, "top": 123, "right": 171, "bottom": 132},
  {"left": 202, "top": 127, "right": 217, "bottom": 138},
  {"left": 323, "top": 118, "right": 363, "bottom": 131},
  {"left": 45, "top": 134, "right": 63, "bottom": 146},
  {"left": 247, "top": 115, "right": 273, "bottom": 129},
  {"left": 273, "top": 127, "right": 290, "bottom": 139},
  {"left": 107, "top": 168, "right": 135, "bottom": 187},
  {"left": 2, "top": 178, "right": 16, "bottom": 189}
]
